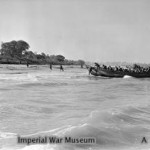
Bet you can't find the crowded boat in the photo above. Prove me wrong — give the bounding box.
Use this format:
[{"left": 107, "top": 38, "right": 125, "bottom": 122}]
[{"left": 88, "top": 63, "right": 150, "bottom": 78}]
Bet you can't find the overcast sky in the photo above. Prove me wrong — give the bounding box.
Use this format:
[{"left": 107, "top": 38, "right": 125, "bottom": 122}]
[{"left": 0, "top": 0, "right": 150, "bottom": 62}]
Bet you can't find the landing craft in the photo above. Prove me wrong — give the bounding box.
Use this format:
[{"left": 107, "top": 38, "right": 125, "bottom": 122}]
[{"left": 88, "top": 66, "right": 150, "bottom": 78}]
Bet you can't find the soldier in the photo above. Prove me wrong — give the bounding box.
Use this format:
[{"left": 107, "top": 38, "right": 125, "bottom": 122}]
[{"left": 60, "top": 65, "right": 64, "bottom": 71}]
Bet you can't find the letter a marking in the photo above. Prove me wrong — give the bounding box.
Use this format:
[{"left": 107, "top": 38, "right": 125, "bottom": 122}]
[{"left": 141, "top": 137, "right": 147, "bottom": 144}]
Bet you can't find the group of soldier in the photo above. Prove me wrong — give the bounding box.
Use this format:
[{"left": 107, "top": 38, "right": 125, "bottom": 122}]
[
  {"left": 26, "top": 61, "right": 64, "bottom": 71},
  {"left": 49, "top": 63, "right": 64, "bottom": 71},
  {"left": 92, "top": 63, "right": 150, "bottom": 74}
]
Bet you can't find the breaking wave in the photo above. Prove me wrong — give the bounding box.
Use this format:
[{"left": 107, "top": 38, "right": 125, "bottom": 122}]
[{"left": 1, "top": 105, "right": 150, "bottom": 150}]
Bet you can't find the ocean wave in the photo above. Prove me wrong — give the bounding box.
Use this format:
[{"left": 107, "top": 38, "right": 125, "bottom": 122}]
[
  {"left": 1, "top": 105, "right": 149, "bottom": 150},
  {"left": 0, "top": 132, "right": 17, "bottom": 139},
  {"left": 1, "top": 67, "right": 150, "bottom": 150},
  {"left": 51, "top": 105, "right": 150, "bottom": 148},
  {"left": 18, "top": 82, "right": 69, "bottom": 88},
  {"left": 0, "top": 73, "right": 38, "bottom": 82}
]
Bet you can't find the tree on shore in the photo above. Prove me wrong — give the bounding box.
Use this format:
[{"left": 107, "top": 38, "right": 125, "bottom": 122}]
[
  {"left": 78, "top": 60, "right": 85, "bottom": 68},
  {"left": 0, "top": 40, "right": 86, "bottom": 65},
  {"left": 56, "top": 55, "right": 65, "bottom": 62},
  {"left": 0, "top": 40, "right": 30, "bottom": 58},
  {"left": 23, "top": 51, "right": 37, "bottom": 60}
]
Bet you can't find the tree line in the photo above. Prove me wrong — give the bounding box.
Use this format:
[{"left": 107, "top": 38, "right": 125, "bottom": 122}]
[{"left": 0, "top": 40, "right": 85, "bottom": 67}]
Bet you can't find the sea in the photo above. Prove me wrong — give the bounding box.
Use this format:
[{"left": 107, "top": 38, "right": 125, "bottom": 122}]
[{"left": 0, "top": 64, "right": 150, "bottom": 150}]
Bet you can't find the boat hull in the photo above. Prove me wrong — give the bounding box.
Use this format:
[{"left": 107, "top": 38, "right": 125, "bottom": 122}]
[
  {"left": 90, "top": 68, "right": 125, "bottom": 78},
  {"left": 90, "top": 67, "right": 150, "bottom": 78}
]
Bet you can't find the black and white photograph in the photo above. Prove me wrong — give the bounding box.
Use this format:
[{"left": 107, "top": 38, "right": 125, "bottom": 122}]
[{"left": 0, "top": 0, "right": 150, "bottom": 150}]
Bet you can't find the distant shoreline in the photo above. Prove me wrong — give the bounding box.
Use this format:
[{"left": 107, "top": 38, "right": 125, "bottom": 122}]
[{"left": 0, "top": 64, "right": 87, "bottom": 70}]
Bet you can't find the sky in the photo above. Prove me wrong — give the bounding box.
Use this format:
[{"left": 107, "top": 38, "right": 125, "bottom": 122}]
[{"left": 0, "top": 0, "right": 150, "bottom": 63}]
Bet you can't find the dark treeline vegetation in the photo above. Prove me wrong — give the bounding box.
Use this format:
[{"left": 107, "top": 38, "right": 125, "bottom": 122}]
[{"left": 0, "top": 40, "right": 85, "bottom": 67}]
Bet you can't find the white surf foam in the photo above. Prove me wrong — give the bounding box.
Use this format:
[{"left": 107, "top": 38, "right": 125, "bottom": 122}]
[
  {"left": 0, "top": 132, "right": 17, "bottom": 139},
  {"left": 123, "top": 75, "right": 132, "bottom": 79}
]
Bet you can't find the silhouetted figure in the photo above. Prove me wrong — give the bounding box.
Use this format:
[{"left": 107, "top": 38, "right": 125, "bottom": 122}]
[
  {"left": 89, "top": 67, "right": 93, "bottom": 75},
  {"left": 27, "top": 61, "right": 29, "bottom": 67},
  {"left": 50, "top": 63, "right": 52, "bottom": 70},
  {"left": 94, "top": 63, "right": 100, "bottom": 68},
  {"left": 60, "top": 65, "right": 64, "bottom": 71}
]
